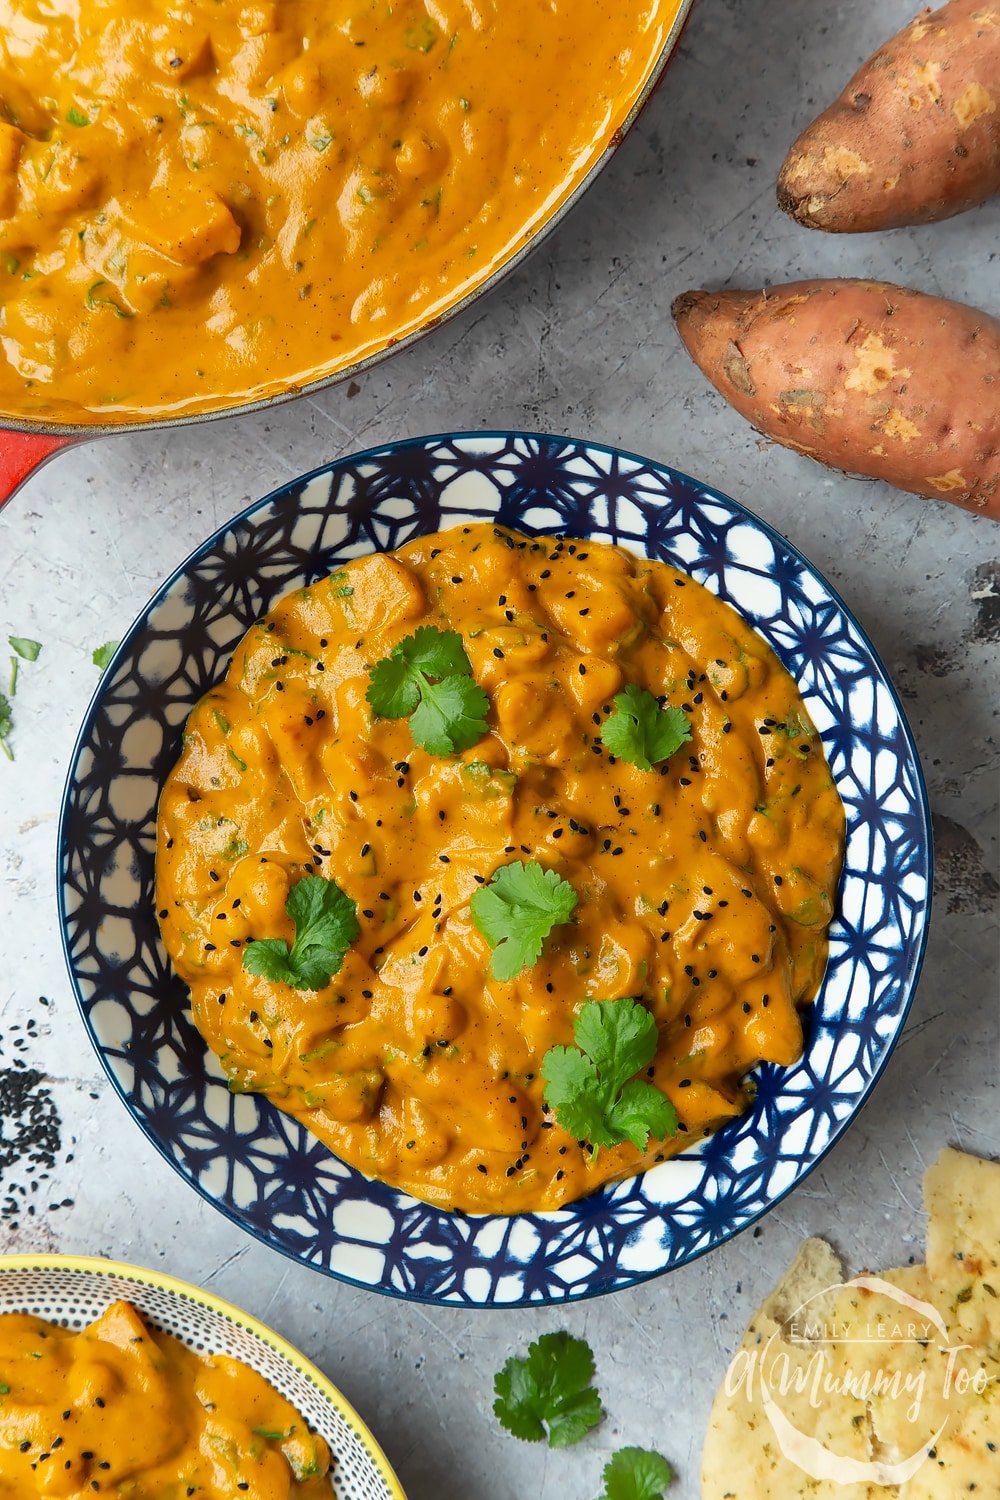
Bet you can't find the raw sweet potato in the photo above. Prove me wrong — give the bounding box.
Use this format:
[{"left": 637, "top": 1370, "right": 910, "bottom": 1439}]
[
  {"left": 778, "top": 0, "right": 1000, "bottom": 232},
  {"left": 671, "top": 279, "right": 1000, "bottom": 519}
]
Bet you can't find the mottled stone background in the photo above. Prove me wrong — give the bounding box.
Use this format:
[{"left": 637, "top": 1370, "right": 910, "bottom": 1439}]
[{"left": 0, "top": 0, "right": 997, "bottom": 1495}]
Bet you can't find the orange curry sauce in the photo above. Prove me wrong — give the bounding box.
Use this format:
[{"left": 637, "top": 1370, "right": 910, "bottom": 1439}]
[
  {"left": 0, "top": 1301, "right": 332, "bottom": 1498},
  {"left": 0, "top": 0, "right": 681, "bottom": 423},
  {"left": 156, "top": 525, "right": 845, "bottom": 1213}
]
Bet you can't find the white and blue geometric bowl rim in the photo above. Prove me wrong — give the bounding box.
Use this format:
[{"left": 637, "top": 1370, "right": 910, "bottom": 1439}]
[{"left": 58, "top": 431, "right": 932, "bottom": 1308}]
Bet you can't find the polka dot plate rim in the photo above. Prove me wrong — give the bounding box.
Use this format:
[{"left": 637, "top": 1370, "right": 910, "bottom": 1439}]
[
  {"left": 57, "top": 430, "right": 933, "bottom": 1308},
  {"left": 0, "top": 1252, "right": 405, "bottom": 1498}
]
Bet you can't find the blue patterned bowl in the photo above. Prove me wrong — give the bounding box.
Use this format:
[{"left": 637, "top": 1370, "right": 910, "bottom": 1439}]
[{"left": 58, "top": 433, "right": 931, "bottom": 1307}]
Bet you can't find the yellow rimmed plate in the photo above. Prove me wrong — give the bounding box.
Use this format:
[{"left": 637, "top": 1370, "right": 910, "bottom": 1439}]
[{"left": 0, "top": 1254, "right": 405, "bottom": 1500}]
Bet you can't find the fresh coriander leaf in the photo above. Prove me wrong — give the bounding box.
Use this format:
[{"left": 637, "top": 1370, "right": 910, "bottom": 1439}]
[
  {"left": 241, "top": 937, "right": 297, "bottom": 984},
  {"left": 537, "top": 1045, "right": 608, "bottom": 1142},
  {"left": 470, "top": 860, "right": 577, "bottom": 981},
  {"left": 574, "top": 995, "right": 657, "bottom": 1085},
  {"left": 598, "top": 1446, "right": 675, "bottom": 1500},
  {"left": 493, "top": 1332, "right": 603, "bottom": 1448},
  {"left": 607, "top": 1079, "right": 678, "bottom": 1153},
  {"left": 541, "top": 998, "right": 678, "bottom": 1152},
  {"left": 92, "top": 640, "right": 119, "bottom": 671},
  {"left": 8, "top": 636, "right": 41, "bottom": 662},
  {"left": 394, "top": 624, "right": 473, "bottom": 679},
  {"left": 243, "top": 875, "right": 359, "bottom": 990},
  {"left": 367, "top": 653, "right": 421, "bottom": 718},
  {"left": 366, "top": 625, "right": 488, "bottom": 755},
  {"left": 0, "top": 692, "right": 12, "bottom": 760},
  {"left": 599, "top": 685, "right": 691, "bottom": 771},
  {"left": 409, "top": 674, "right": 489, "bottom": 756}
]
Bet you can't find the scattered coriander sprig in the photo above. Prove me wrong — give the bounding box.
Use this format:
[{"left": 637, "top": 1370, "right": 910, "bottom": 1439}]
[
  {"left": 599, "top": 685, "right": 691, "bottom": 771},
  {"left": 470, "top": 859, "right": 577, "bottom": 981},
  {"left": 92, "top": 640, "right": 120, "bottom": 671},
  {"left": 8, "top": 636, "right": 41, "bottom": 662},
  {"left": 493, "top": 1332, "right": 603, "bottom": 1448},
  {"left": 366, "top": 625, "right": 489, "bottom": 756},
  {"left": 541, "top": 998, "right": 678, "bottom": 1153},
  {"left": 598, "top": 1447, "right": 675, "bottom": 1500},
  {"left": 7, "top": 635, "right": 42, "bottom": 706},
  {"left": 243, "top": 874, "right": 359, "bottom": 991},
  {"left": 0, "top": 693, "right": 12, "bottom": 761}
]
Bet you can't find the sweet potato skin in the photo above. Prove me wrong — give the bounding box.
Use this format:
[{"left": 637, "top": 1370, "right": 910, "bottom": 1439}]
[
  {"left": 778, "top": 0, "right": 1000, "bottom": 232},
  {"left": 671, "top": 279, "right": 1000, "bottom": 518}
]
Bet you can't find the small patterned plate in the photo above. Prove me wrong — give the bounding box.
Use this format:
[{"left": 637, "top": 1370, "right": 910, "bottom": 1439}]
[
  {"left": 0, "top": 1254, "right": 404, "bottom": 1498},
  {"left": 58, "top": 433, "right": 932, "bottom": 1307}
]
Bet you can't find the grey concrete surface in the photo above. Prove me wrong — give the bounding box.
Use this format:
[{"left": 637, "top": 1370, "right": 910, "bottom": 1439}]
[{"left": 1, "top": 0, "right": 998, "bottom": 1495}]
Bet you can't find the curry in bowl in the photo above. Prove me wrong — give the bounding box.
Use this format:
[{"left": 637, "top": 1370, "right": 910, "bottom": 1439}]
[
  {"left": 156, "top": 523, "right": 845, "bottom": 1214},
  {"left": 0, "top": 0, "right": 683, "bottom": 424},
  {"left": 0, "top": 1300, "right": 334, "bottom": 1496}
]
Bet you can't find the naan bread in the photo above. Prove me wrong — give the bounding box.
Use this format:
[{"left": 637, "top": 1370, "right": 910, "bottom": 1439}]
[{"left": 701, "top": 1149, "right": 1000, "bottom": 1499}]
